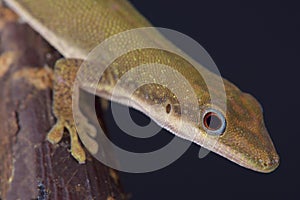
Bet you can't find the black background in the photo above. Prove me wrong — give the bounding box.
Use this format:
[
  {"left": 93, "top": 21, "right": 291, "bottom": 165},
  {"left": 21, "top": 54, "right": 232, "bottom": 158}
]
[{"left": 101, "top": 0, "right": 300, "bottom": 199}]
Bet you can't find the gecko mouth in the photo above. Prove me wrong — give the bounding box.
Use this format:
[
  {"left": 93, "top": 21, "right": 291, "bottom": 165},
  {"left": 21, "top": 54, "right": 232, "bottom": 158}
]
[
  {"left": 213, "top": 142, "right": 280, "bottom": 173},
  {"left": 213, "top": 128, "right": 280, "bottom": 173},
  {"left": 243, "top": 153, "right": 280, "bottom": 173},
  {"left": 257, "top": 155, "right": 280, "bottom": 173},
  {"left": 242, "top": 129, "right": 280, "bottom": 173}
]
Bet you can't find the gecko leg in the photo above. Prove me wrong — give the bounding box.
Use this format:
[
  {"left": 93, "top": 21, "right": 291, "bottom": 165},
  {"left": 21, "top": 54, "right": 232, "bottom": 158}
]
[{"left": 47, "top": 59, "right": 93, "bottom": 163}]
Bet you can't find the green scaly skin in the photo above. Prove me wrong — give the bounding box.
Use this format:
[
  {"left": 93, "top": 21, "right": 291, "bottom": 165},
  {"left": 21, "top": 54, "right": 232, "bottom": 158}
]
[{"left": 4, "top": 0, "right": 279, "bottom": 172}]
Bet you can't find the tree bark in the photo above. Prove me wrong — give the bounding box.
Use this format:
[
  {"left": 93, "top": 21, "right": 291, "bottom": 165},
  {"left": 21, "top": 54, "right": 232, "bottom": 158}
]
[{"left": 0, "top": 6, "right": 125, "bottom": 200}]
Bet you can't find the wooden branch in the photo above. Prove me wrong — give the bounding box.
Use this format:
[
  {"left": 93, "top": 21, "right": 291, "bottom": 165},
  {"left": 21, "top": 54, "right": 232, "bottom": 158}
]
[{"left": 0, "top": 6, "right": 125, "bottom": 200}]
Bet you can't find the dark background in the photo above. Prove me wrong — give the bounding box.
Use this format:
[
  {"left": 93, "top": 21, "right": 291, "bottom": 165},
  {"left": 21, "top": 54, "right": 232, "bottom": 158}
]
[{"left": 101, "top": 0, "right": 299, "bottom": 199}]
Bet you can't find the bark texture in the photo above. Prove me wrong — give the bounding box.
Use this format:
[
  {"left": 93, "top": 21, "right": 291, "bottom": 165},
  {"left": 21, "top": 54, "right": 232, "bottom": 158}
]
[{"left": 0, "top": 6, "right": 125, "bottom": 200}]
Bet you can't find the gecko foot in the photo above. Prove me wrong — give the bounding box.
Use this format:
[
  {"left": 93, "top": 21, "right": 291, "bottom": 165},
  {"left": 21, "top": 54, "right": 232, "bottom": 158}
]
[
  {"left": 48, "top": 58, "right": 90, "bottom": 163},
  {"left": 47, "top": 121, "right": 64, "bottom": 144},
  {"left": 47, "top": 119, "right": 86, "bottom": 164}
]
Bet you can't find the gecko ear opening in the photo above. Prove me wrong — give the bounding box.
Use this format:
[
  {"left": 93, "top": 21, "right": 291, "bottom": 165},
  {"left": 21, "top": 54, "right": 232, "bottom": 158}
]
[{"left": 202, "top": 108, "right": 226, "bottom": 136}]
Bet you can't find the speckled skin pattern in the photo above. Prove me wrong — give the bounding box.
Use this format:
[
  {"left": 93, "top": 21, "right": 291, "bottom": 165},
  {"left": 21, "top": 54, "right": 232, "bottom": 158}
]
[{"left": 5, "top": 0, "right": 279, "bottom": 172}]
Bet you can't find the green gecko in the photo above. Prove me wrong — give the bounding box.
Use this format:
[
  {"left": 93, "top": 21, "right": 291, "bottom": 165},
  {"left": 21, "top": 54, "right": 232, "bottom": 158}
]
[{"left": 4, "top": 0, "right": 279, "bottom": 173}]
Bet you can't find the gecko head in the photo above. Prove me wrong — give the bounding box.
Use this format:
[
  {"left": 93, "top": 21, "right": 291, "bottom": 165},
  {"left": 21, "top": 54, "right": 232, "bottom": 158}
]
[{"left": 197, "top": 79, "right": 280, "bottom": 173}]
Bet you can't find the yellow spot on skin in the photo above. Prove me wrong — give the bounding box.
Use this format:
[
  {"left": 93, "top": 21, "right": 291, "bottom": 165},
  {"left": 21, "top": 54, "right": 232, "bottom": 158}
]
[
  {"left": 12, "top": 67, "right": 53, "bottom": 90},
  {"left": 0, "top": 52, "right": 15, "bottom": 77}
]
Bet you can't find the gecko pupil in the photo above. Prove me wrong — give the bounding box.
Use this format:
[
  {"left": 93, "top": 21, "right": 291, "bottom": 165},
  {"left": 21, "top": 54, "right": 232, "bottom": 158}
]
[{"left": 204, "top": 112, "right": 222, "bottom": 131}]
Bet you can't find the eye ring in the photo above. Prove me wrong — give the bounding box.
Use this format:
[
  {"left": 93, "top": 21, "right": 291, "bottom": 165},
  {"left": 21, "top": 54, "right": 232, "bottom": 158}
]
[{"left": 202, "top": 108, "right": 226, "bottom": 135}]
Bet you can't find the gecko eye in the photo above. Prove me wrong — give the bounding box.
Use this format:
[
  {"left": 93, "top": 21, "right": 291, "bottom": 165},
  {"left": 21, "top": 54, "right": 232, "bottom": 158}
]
[{"left": 202, "top": 109, "right": 226, "bottom": 135}]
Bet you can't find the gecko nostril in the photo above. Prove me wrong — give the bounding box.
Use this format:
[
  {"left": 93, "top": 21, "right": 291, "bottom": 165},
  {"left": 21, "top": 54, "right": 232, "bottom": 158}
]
[
  {"left": 261, "top": 156, "right": 280, "bottom": 169},
  {"left": 263, "top": 163, "right": 268, "bottom": 167}
]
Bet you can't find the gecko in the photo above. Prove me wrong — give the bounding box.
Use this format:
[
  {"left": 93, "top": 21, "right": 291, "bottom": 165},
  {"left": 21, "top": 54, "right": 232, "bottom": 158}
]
[{"left": 3, "top": 0, "right": 279, "bottom": 173}]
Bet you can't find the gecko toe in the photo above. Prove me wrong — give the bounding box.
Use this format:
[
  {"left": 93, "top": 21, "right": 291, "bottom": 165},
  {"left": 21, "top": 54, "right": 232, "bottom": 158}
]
[
  {"left": 47, "top": 121, "right": 64, "bottom": 144},
  {"left": 66, "top": 124, "right": 87, "bottom": 163},
  {"left": 70, "top": 143, "right": 86, "bottom": 164}
]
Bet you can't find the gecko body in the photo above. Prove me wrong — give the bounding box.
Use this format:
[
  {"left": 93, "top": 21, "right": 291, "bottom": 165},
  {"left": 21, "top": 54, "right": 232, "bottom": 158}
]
[{"left": 4, "top": 0, "right": 279, "bottom": 173}]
